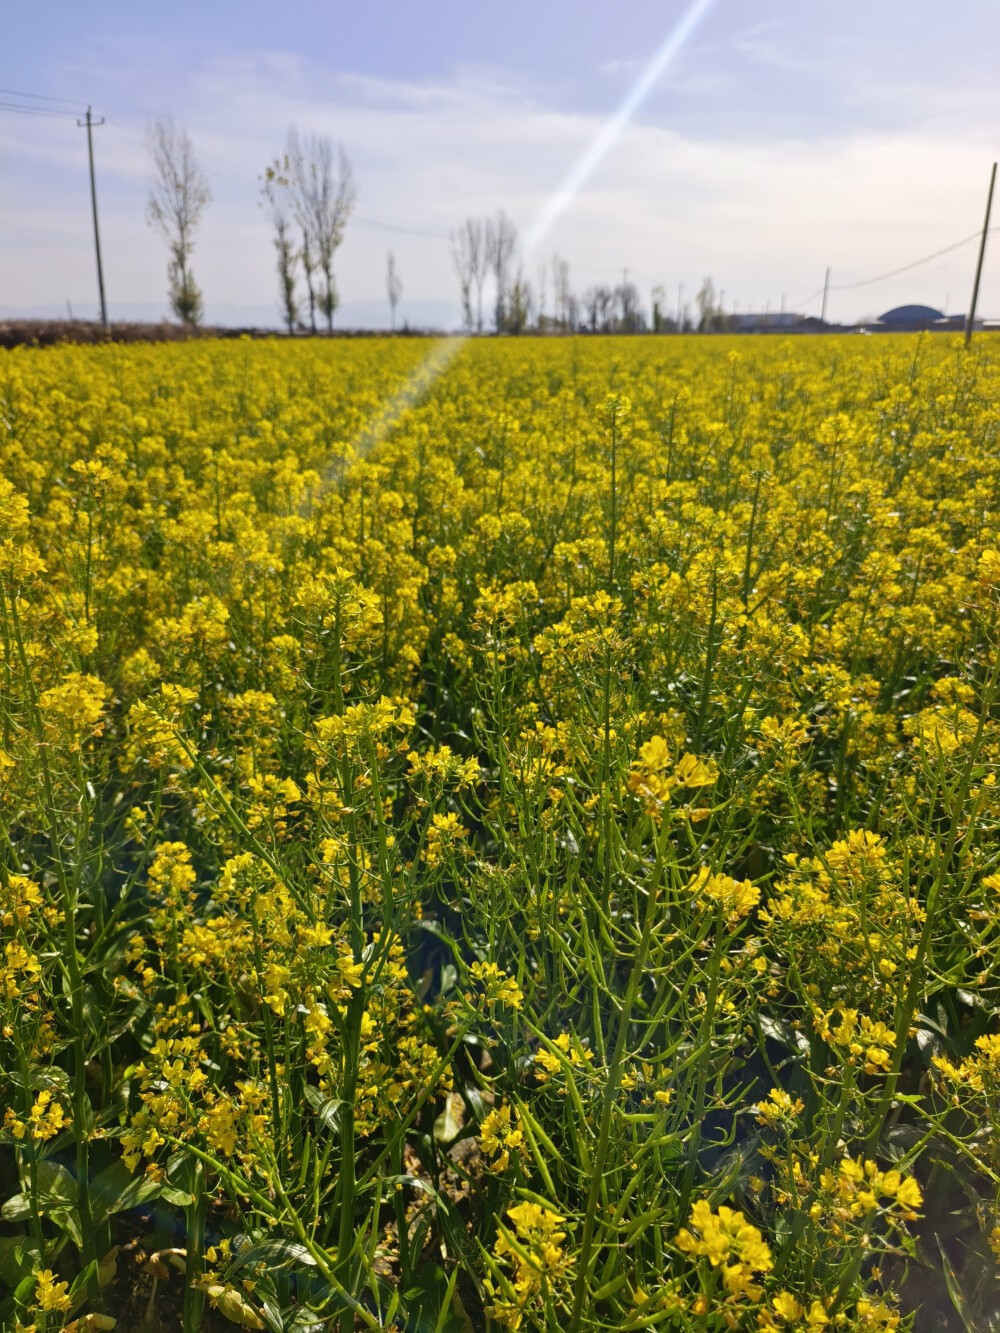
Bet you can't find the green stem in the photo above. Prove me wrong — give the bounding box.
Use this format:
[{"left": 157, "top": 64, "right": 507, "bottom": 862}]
[
  {"left": 677, "top": 920, "right": 726, "bottom": 1224},
  {"left": 182, "top": 1162, "right": 206, "bottom": 1333},
  {"left": 568, "top": 817, "right": 670, "bottom": 1333}
]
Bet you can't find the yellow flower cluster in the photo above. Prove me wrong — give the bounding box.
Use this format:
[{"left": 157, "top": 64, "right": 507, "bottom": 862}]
[
  {"left": 934, "top": 1033, "right": 1000, "bottom": 1094},
  {"left": 469, "top": 960, "right": 524, "bottom": 1010},
  {"left": 3, "top": 332, "right": 1000, "bottom": 1330},
  {"left": 815, "top": 1007, "right": 897, "bottom": 1075},
  {"left": 675, "top": 1199, "right": 774, "bottom": 1299},
  {"left": 687, "top": 866, "right": 761, "bottom": 926},
  {"left": 627, "top": 735, "right": 718, "bottom": 813},
  {"left": 4, "top": 1089, "right": 66, "bottom": 1142},
  {"left": 819, "top": 1156, "right": 923, "bottom": 1219},
  {"left": 486, "top": 1201, "right": 574, "bottom": 1328},
  {"left": 479, "top": 1101, "right": 526, "bottom": 1172}
]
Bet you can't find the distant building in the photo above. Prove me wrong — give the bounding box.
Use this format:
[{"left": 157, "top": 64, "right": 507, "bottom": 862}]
[
  {"left": 727, "top": 304, "right": 990, "bottom": 337},
  {"left": 792, "top": 316, "right": 835, "bottom": 333},
  {"left": 732, "top": 312, "right": 802, "bottom": 332},
  {"left": 879, "top": 304, "right": 943, "bottom": 328},
  {"left": 867, "top": 305, "right": 972, "bottom": 333},
  {"left": 730, "top": 311, "right": 826, "bottom": 333}
]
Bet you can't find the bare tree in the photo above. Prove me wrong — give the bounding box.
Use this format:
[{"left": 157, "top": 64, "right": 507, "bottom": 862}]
[
  {"left": 507, "top": 267, "right": 532, "bottom": 334},
  {"left": 615, "top": 279, "right": 645, "bottom": 332},
  {"left": 485, "top": 210, "right": 517, "bottom": 332},
  {"left": 651, "top": 284, "right": 665, "bottom": 333},
  {"left": 146, "top": 118, "right": 211, "bottom": 326},
  {"left": 596, "top": 286, "right": 614, "bottom": 332},
  {"left": 696, "top": 276, "right": 716, "bottom": 332},
  {"left": 582, "top": 287, "right": 598, "bottom": 332},
  {"left": 470, "top": 222, "right": 488, "bottom": 332},
  {"left": 287, "top": 127, "right": 357, "bottom": 333},
  {"left": 450, "top": 225, "right": 475, "bottom": 331},
  {"left": 261, "top": 156, "right": 299, "bottom": 335},
  {"left": 552, "top": 254, "right": 572, "bottom": 332},
  {"left": 287, "top": 137, "right": 317, "bottom": 332},
  {"left": 450, "top": 218, "right": 488, "bottom": 333},
  {"left": 536, "top": 259, "right": 548, "bottom": 328},
  {"left": 386, "top": 250, "right": 403, "bottom": 331}
]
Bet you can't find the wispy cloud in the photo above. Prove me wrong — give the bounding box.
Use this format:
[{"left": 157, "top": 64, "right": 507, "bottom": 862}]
[{"left": 3, "top": 34, "right": 999, "bottom": 327}]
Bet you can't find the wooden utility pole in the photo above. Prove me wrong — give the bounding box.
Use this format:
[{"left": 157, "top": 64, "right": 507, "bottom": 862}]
[
  {"left": 77, "top": 106, "right": 108, "bottom": 331},
  {"left": 820, "top": 267, "right": 831, "bottom": 324},
  {"left": 965, "top": 161, "right": 996, "bottom": 346}
]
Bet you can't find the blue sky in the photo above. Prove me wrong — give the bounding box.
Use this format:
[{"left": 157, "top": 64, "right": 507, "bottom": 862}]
[{"left": 4, "top": 1, "right": 1000, "bottom": 327}]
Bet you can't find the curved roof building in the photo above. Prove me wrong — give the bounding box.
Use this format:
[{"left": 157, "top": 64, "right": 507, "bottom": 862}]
[{"left": 878, "top": 304, "right": 945, "bottom": 326}]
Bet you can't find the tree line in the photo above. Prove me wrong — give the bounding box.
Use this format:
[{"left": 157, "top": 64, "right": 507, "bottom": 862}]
[
  {"left": 449, "top": 212, "right": 657, "bottom": 335},
  {"left": 448, "top": 216, "right": 745, "bottom": 335},
  {"left": 146, "top": 117, "right": 364, "bottom": 333},
  {"left": 147, "top": 118, "right": 733, "bottom": 335}
]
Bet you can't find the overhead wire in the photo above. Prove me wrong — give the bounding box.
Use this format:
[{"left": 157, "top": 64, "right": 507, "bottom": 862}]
[
  {"left": 0, "top": 101, "right": 80, "bottom": 119},
  {"left": 794, "top": 226, "right": 1000, "bottom": 310},
  {"left": 0, "top": 87, "right": 89, "bottom": 108},
  {"left": 8, "top": 95, "right": 450, "bottom": 243},
  {"left": 4, "top": 83, "right": 995, "bottom": 316}
]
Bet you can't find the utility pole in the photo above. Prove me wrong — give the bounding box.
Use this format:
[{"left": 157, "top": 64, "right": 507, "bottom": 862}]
[
  {"left": 77, "top": 106, "right": 108, "bottom": 332},
  {"left": 965, "top": 161, "right": 997, "bottom": 347},
  {"left": 676, "top": 283, "right": 684, "bottom": 331},
  {"left": 820, "top": 267, "right": 831, "bottom": 324}
]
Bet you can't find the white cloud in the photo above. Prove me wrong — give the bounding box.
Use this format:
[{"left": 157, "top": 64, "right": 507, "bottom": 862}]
[{"left": 2, "top": 50, "right": 998, "bottom": 328}]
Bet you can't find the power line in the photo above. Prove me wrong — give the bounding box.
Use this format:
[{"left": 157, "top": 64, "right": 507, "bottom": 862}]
[
  {"left": 0, "top": 87, "right": 88, "bottom": 107},
  {"left": 0, "top": 100, "right": 80, "bottom": 119},
  {"left": 4, "top": 91, "right": 455, "bottom": 246},
  {"left": 355, "top": 213, "right": 449, "bottom": 240},
  {"left": 795, "top": 226, "right": 995, "bottom": 309},
  {"left": 101, "top": 118, "right": 455, "bottom": 244},
  {"left": 831, "top": 231, "right": 983, "bottom": 292}
]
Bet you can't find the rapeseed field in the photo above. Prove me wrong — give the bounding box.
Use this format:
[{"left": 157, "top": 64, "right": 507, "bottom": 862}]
[{"left": 1, "top": 334, "right": 998, "bottom": 1333}]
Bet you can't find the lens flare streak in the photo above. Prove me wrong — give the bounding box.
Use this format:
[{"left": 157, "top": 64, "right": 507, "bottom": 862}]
[{"left": 332, "top": 0, "right": 719, "bottom": 478}]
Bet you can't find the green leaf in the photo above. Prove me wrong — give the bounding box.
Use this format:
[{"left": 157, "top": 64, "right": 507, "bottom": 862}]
[
  {"left": 758, "top": 1014, "right": 810, "bottom": 1055},
  {"left": 91, "top": 1159, "right": 162, "bottom": 1225},
  {"left": 592, "top": 1270, "right": 631, "bottom": 1302},
  {"left": 227, "top": 1239, "right": 317, "bottom": 1276},
  {"left": 160, "top": 1187, "right": 195, "bottom": 1207},
  {"left": 404, "top": 1264, "right": 469, "bottom": 1333},
  {"left": 433, "top": 1093, "right": 464, "bottom": 1144},
  {"left": 303, "top": 1084, "right": 345, "bottom": 1133},
  {"left": 283, "top": 1309, "right": 328, "bottom": 1332},
  {"left": 463, "top": 1087, "right": 491, "bottom": 1125},
  {"left": 49, "top": 1207, "right": 83, "bottom": 1248},
  {"left": 0, "top": 1237, "right": 42, "bottom": 1287},
  {"left": 259, "top": 1296, "right": 284, "bottom": 1333},
  {"left": 936, "top": 1236, "right": 975, "bottom": 1333},
  {"left": 13, "top": 1272, "right": 36, "bottom": 1306},
  {"left": 0, "top": 1195, "right": 31, "bottom": 1223},
  {"left": 383, "top": 1174, "right": 449, "bottom": 1213},
  {"left": 69, "top": 1260, "right": 97, "bottom": 1298},
  {"left": 35, "top": 1159, "right": 78, "bottom": 1205},
  {"left": 259, "top": 1295, "right": 284, "bottom": 1333},
  {"left": 2, "top": 1159, "right": 79, "bottom": 1223}
]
